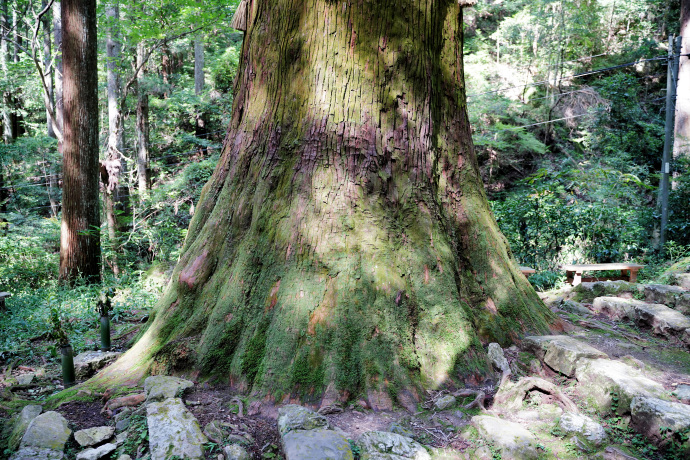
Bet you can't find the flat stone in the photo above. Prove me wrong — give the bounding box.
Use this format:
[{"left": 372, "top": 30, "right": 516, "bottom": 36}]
[
  {"left": 434, "top": 395, "right": 456, "bottom": 411},
  {"left": 8, "top": 404, "right": 42, "bottom": 451},
  {"left": 74, "top": 426, "right": 115, "bottom": 447},
  {"left": 116, "top": 456, "right": 132, "bottom": 460},
  {"left": 674, "top": 384, "right": 690, "bottom": 401},
  {"left": 471, "top": 415, "right": 539, "bottom": 460},
  {"left": 634, "top": 302, "right": 690, "bottom": 336},
  {"left": 75, "top": 443, "right": 117, "bottom": 460},
  {"left": 147, "top": 397, "right": 207, "bottom": 460},
  {"left": 523, "top": 335, "right": 607, "bottom": 376},
  {"left": 674, "top": 273, "right": 690, "bottom": 290},
  {"left": 73, "top": 351, "right": 122, "bottom": 380},
  {"left": 591, "top": 297, "right": 642, "bottom": 320},
  {"left": 559, "top": 300, "right": 591, "bottom": 316},
  {"left": 144, "top": 375, "right": 194, "bottom": 402},
  {"left": 575, "top": 358, "right": 666, "bottom": 414},
  {"left": 20, "top": 411, "right": 71, "bottom": 451},
  {"left": 573, "top": 281, "right": 638, "bottom": 302},
  {"left": 16, "top": 373, "right": 35, "bottom": 385},
  {"left": 645, "top": 284, "right": 688, "bottom": 309},
  {"left": 559, "top": 412, "right": 607, "bottom": 445},
  {"left": 278, "top": 405, "right": 329, "bottom": 435},
  {"left": 9, "top": 447, "right": 63, "bottom": 460},
  {"left": 282, "top": 428, "right": 353, "bottom": 460},
  {"left": 487, "top": 343, "right": 510, "bottom": 373},
  {"left": 358, "top": 430, "right": 430, "bottom": 460},
  {"left": 203, "top": 420, "right": 226, "bottom": 443},
  {"left": 631, "top": 396, "right": 690, "bottom": 440},
  {"left": 223, "top": 444, "right": 250, "bottom": 460}
]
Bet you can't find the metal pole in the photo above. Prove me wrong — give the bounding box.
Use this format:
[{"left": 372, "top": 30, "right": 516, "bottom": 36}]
[{"left": 660, "top": 35, "right": 681, "bottom": 252}]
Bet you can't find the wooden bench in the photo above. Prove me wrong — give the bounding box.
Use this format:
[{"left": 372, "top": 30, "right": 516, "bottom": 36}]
[
  {"left": 0, "top": 292, "right": 10, "bottom": 311},
  {"left": 561, "top": 263, "right": 645, "bottom": 286},
  {"left": 519, "top": 266, "right": 536, "bottom": 277}
]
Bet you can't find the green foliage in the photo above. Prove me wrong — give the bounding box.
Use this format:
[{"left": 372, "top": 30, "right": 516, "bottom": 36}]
[
  {"left": 491, "top": 167, "right": 651, "bottom": 269},
  {"left": 116, "top": 414, "right": 149, "bottom": 458},
  {"left": 212, "top": 45, "right": 241, "bottom": 93}
]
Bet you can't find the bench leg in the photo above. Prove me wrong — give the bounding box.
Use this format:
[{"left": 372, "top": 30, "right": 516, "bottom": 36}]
[
  {"left": 567, "top": 271, "right": 583, "bottom": 286},
  {"left": 629, "top": 269, "right": 639, "bottom": 283}
]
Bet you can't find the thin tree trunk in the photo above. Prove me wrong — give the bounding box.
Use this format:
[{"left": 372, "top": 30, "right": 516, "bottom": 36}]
[
  {"left": 104, "top": 1, "right": 123, "bottom": 275},
  {"left": 99, "top": 0, "right": 552, "bottom": 401},
  {"left": 1, "top": 0, "right": 13, "bottom": 143},
  {"left": 136, "top": 42, "right": 150, "bottom": 197},
  {"left": 194, "top": 35, "right": 204, "bottom": 96},
  {"left": 52, "top": 0, "right": 63, "bottom": 142},
  {"left": 59, "top": 0, "right": 100, "bottom": 283},
  {"left": 42, "top": 0, "right": 55, "bottom": 139},
  {"left": 673, "top": 0, "right": 690, "bottom": 188},
  {"left": 194, "top": 35, "right": 207, "bottom": 155}
]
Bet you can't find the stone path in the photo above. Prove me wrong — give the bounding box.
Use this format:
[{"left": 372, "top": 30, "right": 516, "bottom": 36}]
[{"left": 4, "top": 278, "right": 690, "bottom": 459}]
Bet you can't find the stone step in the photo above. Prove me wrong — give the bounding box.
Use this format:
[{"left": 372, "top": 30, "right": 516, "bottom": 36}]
[
  {"left": 575, "top": 358, "right": 668, "bottom": 415},
  {"left": 644, "top": 284, "right": 690, "bottom": 314},
  {"left": 631, "top": 396, "right": 690, "bottom": 449},
  {"left": 147, "top": 398, "right": 208, "bottom": 460},
  {"left": 592, "top": 296, "right": 690, "bottom": 344},
  {"left": 471, "top": 415, "right": 540, "bottom": 460},
  {"left": 522, "top": 335, "right": 608, "bottom": 377},
  {"left": 673, "top": 272, "right": 690, "bottom": 290}
]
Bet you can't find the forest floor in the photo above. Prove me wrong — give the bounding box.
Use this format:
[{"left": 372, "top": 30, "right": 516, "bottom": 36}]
[{"left": 2, "top": 282, "right": 690, "bottom": 459}]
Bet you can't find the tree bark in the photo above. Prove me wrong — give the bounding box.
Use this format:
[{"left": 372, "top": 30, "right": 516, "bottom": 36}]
[
  {"left": 42, "top": 0, "right": 55, "bottom": 139},
  {"left": 103, "top": 0, "right": 125, "bottom": 275},
  {"left": 194, "top": 35, "right": 204, "bottom": 96},
  {"left": 59, "top": 0, "right": 100, "bottom": 283},
  {"left": 99, "top": 0, "right": 552, "bottom": 401},
  {"left": 674, "top": 0, "right": 690, "bottom": 179},
  {"left": 136, "top": 42, "right": 150, "bottom": 196},
  {"left": 52, "top": 0, "right": 63, "bottom": 141},
  {"left": 1, "top": 0, "right": 13, "bottom": 143}
]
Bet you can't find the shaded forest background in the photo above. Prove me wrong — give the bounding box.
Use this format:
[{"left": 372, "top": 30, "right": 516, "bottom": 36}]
[{"left": 0, "top": 0, "right": 689, "bottom": 363}]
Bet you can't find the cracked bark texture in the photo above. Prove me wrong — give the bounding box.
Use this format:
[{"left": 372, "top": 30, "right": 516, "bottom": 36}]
[
  {"left": 59, "top": 0, "right": 100, "bottom": 282},
  {"left": 101, "top": 0, "right": 552, "bottom": 401}
]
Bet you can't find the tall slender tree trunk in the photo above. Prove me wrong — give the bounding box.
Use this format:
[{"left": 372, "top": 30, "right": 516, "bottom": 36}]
[
  {"left": 194, "top": 35, "right": 208, "bottom": 155},
  {"left": 194, "top": 36, "right": 204, "bottom": 96},
  {"left": 42, "top": 0, "right": 55, "bottom": 139},
  {"left": 1, "top": 0, "right": 14, "bottom": 143},
  {"left": 103, "top": 0, "right": 124, "bottom": 275},
  {"left": 673, "top": 0, "right": 690, "bottom": 184},
  {"left": 99, "top": 0, "right": 551, "bottom": 402},
  {"left": 53, "top": 0, "right": 63, "bottom": 143},
  {"left": 136, "top": 42, "right": 150, "bottom": 197},
  {"left": 59, "top": 0, "right": 100, "bottom": 283}
]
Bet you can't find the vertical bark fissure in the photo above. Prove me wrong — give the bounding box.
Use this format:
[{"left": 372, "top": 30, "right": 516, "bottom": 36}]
[
  {"left": 59, "top": 0, "right": 100, "bottom": 283},
  {"left": 673, "top": 0, "right": 690, "bottom": 185},
  {"left": 101, "top": 0, "right": 551, "bottom": 397}
]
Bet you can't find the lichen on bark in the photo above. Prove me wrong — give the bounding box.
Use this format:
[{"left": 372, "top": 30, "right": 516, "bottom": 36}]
[{"left": 96, "top": 0, "right": 554, "bottom": 404}]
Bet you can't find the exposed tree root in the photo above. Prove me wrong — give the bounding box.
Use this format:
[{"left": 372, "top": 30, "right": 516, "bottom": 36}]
[{"left": 492, "top": 376, "right": 579, "bottom": 413}]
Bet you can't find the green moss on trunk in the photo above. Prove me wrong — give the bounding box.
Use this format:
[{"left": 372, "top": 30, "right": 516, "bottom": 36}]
[{"left": 94, "top": 0, "right": 554, "bottom": 404}]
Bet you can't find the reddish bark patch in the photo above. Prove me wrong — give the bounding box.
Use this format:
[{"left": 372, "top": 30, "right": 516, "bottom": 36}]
[
  {"left": 484, "top": 297, "right": 497, "bottom": 314},
  {"left": 424, "top": 265, "right": 430, "bottom": 284},
  {"left": 265, "top": 279, "right": 281, "bottom": 312},
  {"left": 308, "top": 277, "right": 336, "bottom": 335},
  {"left": 179, "top": 251, "right": 209, "bottom": 289}
]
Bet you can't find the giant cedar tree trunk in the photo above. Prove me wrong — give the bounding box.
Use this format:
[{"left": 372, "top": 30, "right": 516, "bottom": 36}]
[
  {"left": 674, "top": 0, "right": 690, "bottom": 173},
  {"left": 101, "top": 0, "right": 552, "bottom": 402},
  {"left": 59, "top": 0, "right": 100, "bottom": 282}
]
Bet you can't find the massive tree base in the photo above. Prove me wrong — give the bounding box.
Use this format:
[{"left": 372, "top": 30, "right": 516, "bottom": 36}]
[{"left": 96, "top": 0, "right": 554, "bottom": 405}]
